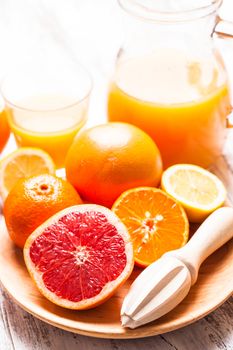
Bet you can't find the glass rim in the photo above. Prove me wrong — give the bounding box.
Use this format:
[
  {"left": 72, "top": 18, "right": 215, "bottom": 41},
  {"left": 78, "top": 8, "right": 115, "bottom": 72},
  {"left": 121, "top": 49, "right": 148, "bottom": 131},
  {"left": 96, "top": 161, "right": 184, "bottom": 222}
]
[
  {"left": 1, "top": 61, "right": 93, "bottom": 113},
  {"left": 117, "top": 0, "right": 223, "bottom": 23}
]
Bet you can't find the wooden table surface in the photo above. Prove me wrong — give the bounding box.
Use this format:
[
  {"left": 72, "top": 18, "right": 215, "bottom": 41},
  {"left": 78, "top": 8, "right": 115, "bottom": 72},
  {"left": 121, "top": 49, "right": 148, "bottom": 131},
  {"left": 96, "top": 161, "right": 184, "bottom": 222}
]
[{"left": 0, "top": 0, "right": 233, "bottom": 349}]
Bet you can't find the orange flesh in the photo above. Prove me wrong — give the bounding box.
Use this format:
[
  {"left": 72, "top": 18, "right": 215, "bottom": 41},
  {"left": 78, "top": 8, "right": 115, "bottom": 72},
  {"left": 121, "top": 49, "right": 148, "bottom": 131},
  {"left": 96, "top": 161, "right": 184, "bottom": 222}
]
[{"left": 112, "top": 188, "right": 189, "bottom": 267}]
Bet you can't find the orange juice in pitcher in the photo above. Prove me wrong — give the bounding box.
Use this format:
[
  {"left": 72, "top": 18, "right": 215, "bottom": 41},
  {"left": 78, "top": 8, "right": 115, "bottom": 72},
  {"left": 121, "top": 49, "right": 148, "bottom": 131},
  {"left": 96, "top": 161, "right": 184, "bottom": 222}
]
[{"left": 108, "top": 0, "right": 232, "bottom": 168}]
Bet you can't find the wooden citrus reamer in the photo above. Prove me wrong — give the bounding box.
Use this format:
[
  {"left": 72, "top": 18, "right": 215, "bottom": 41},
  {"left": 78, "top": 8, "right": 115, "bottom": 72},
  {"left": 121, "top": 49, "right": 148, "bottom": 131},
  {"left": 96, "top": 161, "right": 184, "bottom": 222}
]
[{"left": 121, "top": 207, "right": 233, "bottom": 329}]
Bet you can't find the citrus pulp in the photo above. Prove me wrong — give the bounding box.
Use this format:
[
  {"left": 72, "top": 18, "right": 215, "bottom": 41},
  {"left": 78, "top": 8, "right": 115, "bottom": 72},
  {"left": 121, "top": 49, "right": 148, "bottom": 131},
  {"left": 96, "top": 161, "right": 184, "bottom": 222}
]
[
  {"left": 161, "top": 164, "right": 227, "bottom": 222},
  {"left": 24, "top": 204, "right": 134, "bottom": 309},
  {"left": 112, "top": 187, "right": 189, "bottom": 267}
]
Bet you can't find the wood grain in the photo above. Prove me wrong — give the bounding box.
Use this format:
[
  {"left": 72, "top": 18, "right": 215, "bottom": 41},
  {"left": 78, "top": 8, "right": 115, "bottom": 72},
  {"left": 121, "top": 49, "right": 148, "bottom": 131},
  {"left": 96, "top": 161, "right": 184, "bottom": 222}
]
[
  {"left": 0, "top": 291, "right": 232, "bottom": 350},
  {"left": 1, "top": 224, "right": 231, "bottom": 340}
]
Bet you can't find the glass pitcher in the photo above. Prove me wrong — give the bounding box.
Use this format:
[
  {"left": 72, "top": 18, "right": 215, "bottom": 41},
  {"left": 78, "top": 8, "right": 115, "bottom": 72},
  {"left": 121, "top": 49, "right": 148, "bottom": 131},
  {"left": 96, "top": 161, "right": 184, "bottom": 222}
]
[{"left": 108, "top": 0, "right": 233, "bottom": 168}]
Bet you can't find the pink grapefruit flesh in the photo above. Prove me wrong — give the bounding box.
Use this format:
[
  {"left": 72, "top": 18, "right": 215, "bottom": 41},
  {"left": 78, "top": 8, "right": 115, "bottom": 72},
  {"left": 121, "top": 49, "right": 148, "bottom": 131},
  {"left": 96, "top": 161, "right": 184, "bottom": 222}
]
[{"left": 24, "top": 204, "right": 134, "bottom": 309}]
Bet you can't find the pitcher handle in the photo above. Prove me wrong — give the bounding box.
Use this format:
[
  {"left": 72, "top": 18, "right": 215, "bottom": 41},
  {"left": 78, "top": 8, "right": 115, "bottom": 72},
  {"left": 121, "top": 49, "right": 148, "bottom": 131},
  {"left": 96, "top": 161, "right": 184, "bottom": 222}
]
[
  {"left": 214, "top": 16, "right": 233, "bottom": 39},
  {"left": 214, "top": 16, "right": 233, "bottom": 128},
  {"left": 226, "top": 114, "right": 233, "bottom": 128}
]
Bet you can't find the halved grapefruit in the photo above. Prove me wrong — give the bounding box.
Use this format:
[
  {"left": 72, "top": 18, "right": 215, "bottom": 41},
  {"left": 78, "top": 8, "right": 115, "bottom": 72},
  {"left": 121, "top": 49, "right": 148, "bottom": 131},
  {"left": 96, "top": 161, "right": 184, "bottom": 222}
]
[{"left": 24, "top": 204, "right": 134, "bottom": 310}]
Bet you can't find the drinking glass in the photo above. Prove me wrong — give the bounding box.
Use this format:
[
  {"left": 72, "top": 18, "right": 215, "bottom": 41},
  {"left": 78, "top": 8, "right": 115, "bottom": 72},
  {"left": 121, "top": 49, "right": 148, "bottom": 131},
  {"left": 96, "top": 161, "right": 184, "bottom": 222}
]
[{"left": 2, "top": 58, "right": 92, "bottom": 168}]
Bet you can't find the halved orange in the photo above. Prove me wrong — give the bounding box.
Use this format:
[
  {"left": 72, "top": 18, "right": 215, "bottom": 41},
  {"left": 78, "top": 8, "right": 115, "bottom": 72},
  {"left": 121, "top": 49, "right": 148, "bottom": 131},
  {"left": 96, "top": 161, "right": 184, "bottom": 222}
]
[{"left": 112, "top": 187, "right": 189, "bottom": 267}]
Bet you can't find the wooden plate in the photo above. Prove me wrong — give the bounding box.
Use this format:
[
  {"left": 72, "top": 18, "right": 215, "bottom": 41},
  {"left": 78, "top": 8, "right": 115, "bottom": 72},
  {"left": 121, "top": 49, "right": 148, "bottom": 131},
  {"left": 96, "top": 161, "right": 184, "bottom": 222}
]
[
  {"left": 0, "top": 217, "right": 232, "bottom": 339},
  {"left": 0, "top": 155, "right": 233, "bottom": 339}
]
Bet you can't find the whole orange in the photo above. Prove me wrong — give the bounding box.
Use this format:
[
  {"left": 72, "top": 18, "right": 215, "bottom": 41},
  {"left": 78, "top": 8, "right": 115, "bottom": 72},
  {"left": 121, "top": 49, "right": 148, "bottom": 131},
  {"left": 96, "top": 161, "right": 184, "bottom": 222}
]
[
  {"left": 4, "top": 174, "right": 82, "bottom": 248},
  {"left": 65, "top": 122, "right": 163, "bottom": 207},
  {"left": 0, "top": 110, "right": 10, "bottom": 153}
]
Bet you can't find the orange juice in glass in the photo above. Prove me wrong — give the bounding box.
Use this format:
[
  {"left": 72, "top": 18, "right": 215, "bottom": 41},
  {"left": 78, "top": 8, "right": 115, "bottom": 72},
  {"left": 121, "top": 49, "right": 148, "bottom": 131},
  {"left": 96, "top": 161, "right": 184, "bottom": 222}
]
[
  {"left": 2, "top": 59, "right": 92, "bottom": 168},
  {"left": 108, "top": 0, "right": 232, "bottom": 168}
]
